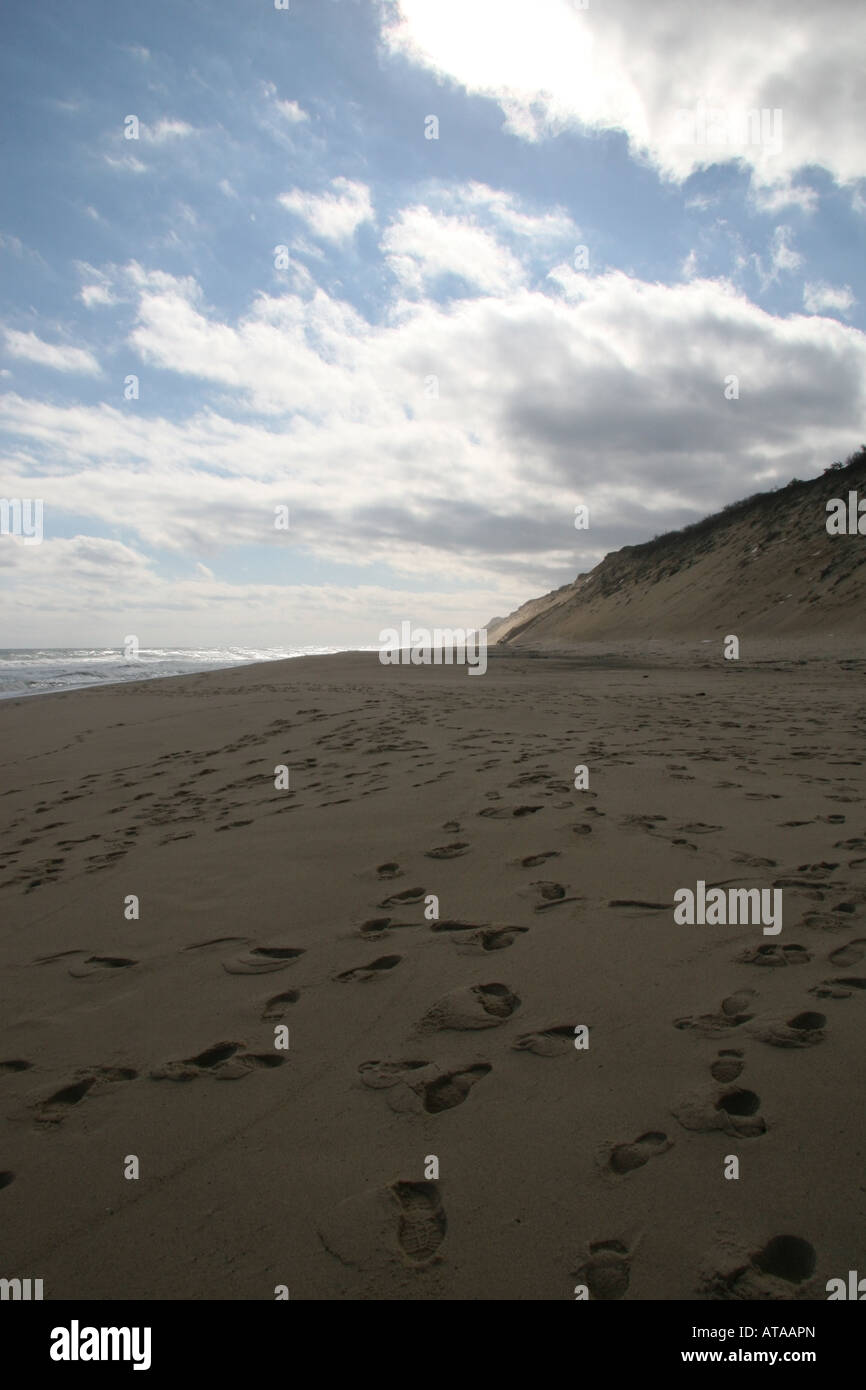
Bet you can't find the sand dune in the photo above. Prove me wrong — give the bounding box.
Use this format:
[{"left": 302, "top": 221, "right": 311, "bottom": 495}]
[{"left": 489, "top": 448, "right": 866, "bottom": 646}]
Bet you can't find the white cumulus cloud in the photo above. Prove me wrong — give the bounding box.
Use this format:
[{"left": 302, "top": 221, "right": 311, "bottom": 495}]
[
  {"left": 378, "top": 0, "right": 866, "bottom": 189},
  {"left": 278, "top": 177, "right": 374, "bottom": 243},
  {"left": 3, "top": 329, "right": 100, "bottom": 375}
]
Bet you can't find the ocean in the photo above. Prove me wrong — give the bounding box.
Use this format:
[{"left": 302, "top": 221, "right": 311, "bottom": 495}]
[{"left": 0, "top": 647, "right": 364, "bottom": 700}]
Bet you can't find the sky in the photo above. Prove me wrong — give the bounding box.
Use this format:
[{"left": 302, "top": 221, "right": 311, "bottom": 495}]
[{"left": 1, "top": 0, "right": 864, "bottom": 648}]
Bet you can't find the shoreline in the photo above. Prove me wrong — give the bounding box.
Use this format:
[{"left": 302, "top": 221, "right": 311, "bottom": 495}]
[
  {"left": 1, "top": 631, "right": 861, "bottom": 708},
  {"left": 0, "top": 647, "right": 376, "bottom": 705}
]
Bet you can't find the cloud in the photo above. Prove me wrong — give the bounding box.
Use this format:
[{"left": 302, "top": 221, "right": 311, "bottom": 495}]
[
  {"left": 379, "top": 182, "right": 577, "bottom": 297},
  {"left": 748, "top": 225, "right": 802, "bottom": 291},
  {"left": 79, "top": 284, "right": 115, "bottom": 308},
  {"left": 143, "top": 118, "right": 196, "bottom": 144},
  {"left": 803, "top": 281, "right": 856, "bottom": 316},
  {"left": 3, "top": 241, "right": 865, "bottom": 614},
  {"left": 440, "top": 182, "right": 577, "bottom": 244},
  {"left": 258, "top": 83, "right": 314, "bottom": 152},
  {"left": 274, "top": 99, "right": 308, "bottom": 125},
  {"left": 382, "top": 205, "right": 525, "bottom": 295},
  {"left": 104, "top": 153, "right": 147, "bottom": 174},
  {"left": 0, "top": 535, "right": 506, "bottom": 646},
  {"left": 378, "top": 0, "right": 866, "bottom": 189},
  {"left": 3, "top": 329, "right": 101, "bottom": 375},
  {"left": 768, "top": 225, "right": 802, "bottom": 275},
  {"left": 0, "top": 233, "right": 47, "bottom": 267},
  {"left": 76, "top": 263, "right": 117, "bottom": 308},
  {"left": 278, "top": 177, "right": 374, "bottom": 243},
  {"left": 750, "top": 178, "right": 819, "bottom": 215}
]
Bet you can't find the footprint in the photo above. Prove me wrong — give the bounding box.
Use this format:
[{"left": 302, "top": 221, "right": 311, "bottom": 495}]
[
  {"left": 358, "top": 1059, "right": 430, "bottom": 1090},
  {"left": 378, "top": 886, "right": 426, "bottom": 909},
  {"left": 183, "top": 936, "right": 249, "bottom": 951},
  {"left": 37, "top": 1067, "right": 136, "bottom": 1123},
  {"left": 186, "top": 1042, "right": 244, "bottom": 1069},
  {"left": 420, "top": 982, "right": 521, "bottom": 1031},
  {"left": 673, "top": 1085, "right": 767, "bottom": 1138},
  {"left": 391, "top": 1180, "right": 446, "bottom": 1263},
  {"left": 41, "top": 1077, "right": 95, "bottom": 1111},
  {"left": 809, "top": 976, "right": 866, "bottom": 999},
  {"left": 710, "top": 1050, "right": 745, "bottom": 1083},
  {"left": 517, "top": 851, "right": 561, "bottom": 868},
  {"left": 335, "top": 955, "right": 402, "bottom": 983},
  {"left": 801, "top": 910, "right": 853, "bottom": 930},
  {"left": 535, "top": 881, "right": 566, "bottom": 901},
  {"left": 703, "top": 1234, "right": 818, "bottom": 1299},
  {"left": 422, "top": 1064, "right": 491, "bottom": 1113},
  {"left": 674, "top": 990, "right": 757, "bottom": 1034},
  {"left": 472, "top": 927, "right": 528, "bottom": 952},
  {"left": 609, "top": 1131, "right": 672, "bottom": 1175},
  {"left": 534, "top": 882, "right": 581, "bottom": 911},
  {"left": 752, "top": 1235, "right": 817, "bottom": 1283},
  {"left": 442, "top": 924, "right": 528, "bottom": 953},
  {"left": 32, "top": 949, "right": 89, "bottom": 965},
  {"left": 512, "top": 1025, "right": 576, "bottom": 1057},
  {"left": 828, "top": 938, "right": 866, "bottom": 966},
  {"left": 430, "top": 919, "right": 487, "bottom": 933},
  {"left": 261, "top": 989, "right": 300, "bottom": 1019},
  {"left": 737, "top": 943, "right": 811, "bottom": 967},
  {"left": 359, "top": 917, "right": 393, "bottom": 936},
  {"left": 0, "top": 1172, "right": 14, "bottom": 1190},
  {"left": 424, "top": 843, "right": 470, "bottom": 859},
  {"left": 151, "top": 1042, "right": 286, "bottom": 1081},
  {"left": 68, "top": 956, "right": 138, "bottom": 980},
  {"left": 376, "top": 863, "right": 403, "bottom": 880},
  {"left": 222, "top": 946, "right": 305, "bottom": 975},
  {"left": 0, "top": 1059, "right": 32, "bottom": 1074},
  {"left": 754, "top": 1011, "right": 826, "bottom": 1048},
  {"left": 716, "top": 1087, "right": 762, "bottom": 1119},
  {"left": 622, "top": 814, "right": 667, "bottom": 832},
  {"left": 574, "top": 1239, "right": 631, "bottom": 1300},
  {"left": 608, "top": 900, "right": 668, "bottom": 911}
]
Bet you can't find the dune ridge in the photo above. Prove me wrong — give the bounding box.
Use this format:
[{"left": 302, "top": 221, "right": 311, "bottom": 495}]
[{"left": 489, "top": 447, "right": 866, "bottom": 646}]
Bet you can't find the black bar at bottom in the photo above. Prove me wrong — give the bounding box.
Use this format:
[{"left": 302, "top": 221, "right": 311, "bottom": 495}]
[{"left": 3, "top": 1296, "right": 859, "bottom": 1375}]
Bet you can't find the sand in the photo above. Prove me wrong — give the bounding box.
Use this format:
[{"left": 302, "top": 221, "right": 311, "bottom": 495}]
[{"left": 1, "top": 643, "right": 864, "bottom": 1300}]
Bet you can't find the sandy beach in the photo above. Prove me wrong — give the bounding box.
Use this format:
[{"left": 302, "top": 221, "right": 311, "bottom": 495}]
[{"left": 1, "top": 642, "right": 863, "bottom": 1300}]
